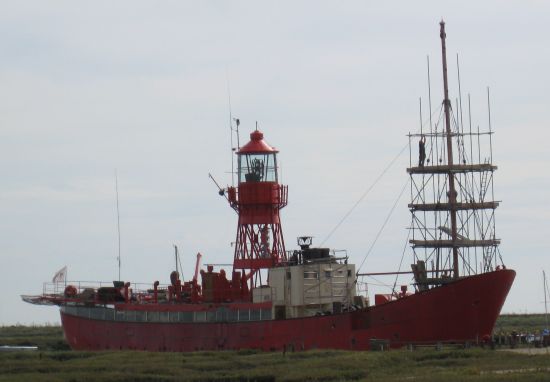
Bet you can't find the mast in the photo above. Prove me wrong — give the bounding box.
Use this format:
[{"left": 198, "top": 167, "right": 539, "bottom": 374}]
[
  {"left": 440, "top": 20, "right": 460, "bottom": 278},
  {"left": 407, "top": 21, "right": 503, "bottom": 290}
]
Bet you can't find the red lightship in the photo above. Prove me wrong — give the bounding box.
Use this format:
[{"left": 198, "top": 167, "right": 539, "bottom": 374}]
[{"left": 23, "top": 22, "right": 514, "bottom": 351}]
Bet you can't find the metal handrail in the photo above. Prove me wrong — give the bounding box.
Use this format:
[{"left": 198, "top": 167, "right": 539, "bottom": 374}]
[{"left": 42, "top": 281, "right": 171, "bottom": 296}]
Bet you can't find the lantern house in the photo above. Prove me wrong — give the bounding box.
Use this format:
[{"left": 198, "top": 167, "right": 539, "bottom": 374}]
[{"left": 227, "top": 129, "right": 288, "bottom": 297}]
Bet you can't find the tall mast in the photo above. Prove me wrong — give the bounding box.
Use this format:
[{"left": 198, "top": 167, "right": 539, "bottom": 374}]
[
  {"left": 440, "top": 20, "right": 460, "bottom": 278},
  {"left": 408, "top": 21, "right": 503, "bottom": 290}
]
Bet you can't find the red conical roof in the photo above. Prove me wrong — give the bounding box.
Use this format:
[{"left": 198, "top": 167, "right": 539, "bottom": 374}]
[{"left": 237, "top": 130, "right": 278, "bottom": 154}]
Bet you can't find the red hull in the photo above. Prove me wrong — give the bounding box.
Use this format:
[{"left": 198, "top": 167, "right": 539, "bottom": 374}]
[{"left": 60, "top": 269, "right": 514, "bottom": 351}]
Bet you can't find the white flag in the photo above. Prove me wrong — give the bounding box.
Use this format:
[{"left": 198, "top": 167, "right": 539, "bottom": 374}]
[{"left": 52, "top": 266, "right": 67, "bottom": 283}]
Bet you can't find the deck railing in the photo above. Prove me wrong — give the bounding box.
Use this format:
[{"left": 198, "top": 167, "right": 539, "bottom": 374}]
[{"left": 42, "top": 281, "right": 170, "bottom": 297}]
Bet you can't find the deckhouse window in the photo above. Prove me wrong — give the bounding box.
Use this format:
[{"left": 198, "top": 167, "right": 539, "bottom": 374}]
[{"left": 304, "top": 271, "right": 318, "bottom": 279}]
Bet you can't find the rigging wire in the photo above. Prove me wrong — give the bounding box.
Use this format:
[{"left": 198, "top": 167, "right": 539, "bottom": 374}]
[
  {"left": 360, "top": 276, "right": 394, "bottom": 289},
  {"left": 356, "top": 176, "right": 410, "bottom": 274},
  {"left": 391, "top": 223, "right": 412, "bottom": 294},
  {"left": 320, "top": 142, "right": 408, "bottom": 247}
]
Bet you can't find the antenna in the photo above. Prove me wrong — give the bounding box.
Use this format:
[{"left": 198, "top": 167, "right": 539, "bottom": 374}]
[
  {"left": 457, "top": 55, "right": 466, "bottom": 165},
  {"left": 544, "top": 270, "right": 549, "bottom": 330},
  {"left": 226, "top": 72, "right": 241, "bottom": 186},
  {"left": 487, "top": 87, "right": 493, "bottom": 164},
  {"left": 427, "top": 55, "right": 437, "bottom": 168},
  {"left": 427, "top": 56, "right": 433, "bottom": 134},
  {"left": 209, "top": 173, "right": 237, "bottom": 213},
  {"left": 115, "top": 170, "right": 122, "bottom": 281},
  {"left": 209, "top": 172, "right": 226, "bottom": 196},
  {"left": 456, "top": 54, "right": 465, "bottom": 135},
  {"left": 227, "top": 75, "right": 235, "bottom": 186},
  {"left": 234, "top": 118, "right": 240, "bottom": 149},
  {"left": 174, "top": 245, "right": 179, "bottom": 272},
  {"left": 173, "top": 244, "right": 185, "bottom": 280},
  {"left": 419, "top": 97, "right": 423, "bottom": 134}
]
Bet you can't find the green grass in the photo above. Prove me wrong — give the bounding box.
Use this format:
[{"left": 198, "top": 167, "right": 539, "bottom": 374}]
[
  {"left": 1, "top": 316, "right": 550, "bottom": 382},
  {"left": 495, "top": 314, "right": 549, "bottom": 334},
  {"left": 0, "top": 325, "right": 69, "bottom": 351},
  {"left": 1, "top": 347, "right": 549, "bottom": 382}
]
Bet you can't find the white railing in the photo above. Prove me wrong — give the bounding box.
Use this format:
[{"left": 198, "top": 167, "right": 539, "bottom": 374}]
[{"left": 42, "top": 281, "right": 170, "bottom": 296}]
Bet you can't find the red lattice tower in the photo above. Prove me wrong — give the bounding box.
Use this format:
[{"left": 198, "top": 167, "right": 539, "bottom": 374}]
[{"left": 227, "top": 130, "right": 288, "bottom": 292}]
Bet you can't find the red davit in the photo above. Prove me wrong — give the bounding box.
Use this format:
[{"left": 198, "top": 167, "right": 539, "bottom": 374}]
[{"left": 23, "top": 21, "right": 515, "bottom": 352}]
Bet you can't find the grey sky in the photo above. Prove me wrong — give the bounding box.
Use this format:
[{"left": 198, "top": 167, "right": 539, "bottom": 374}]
[{"left": 1, "top": 1, "right": 549, "bottom": 324}]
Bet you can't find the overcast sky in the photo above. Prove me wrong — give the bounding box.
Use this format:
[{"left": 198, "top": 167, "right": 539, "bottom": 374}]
[{"left": 1, "top": 1, "right": 549, "bottom": 325}]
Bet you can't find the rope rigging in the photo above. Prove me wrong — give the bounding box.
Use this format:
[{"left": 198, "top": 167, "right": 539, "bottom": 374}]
[
  {"left": 320, "top": 142, "right": 409, "bottom": 247},
  {"left": 391, "top": 223, "right": 413, "bottom": 294},
  {"left": 356, "top": 176, "right": 410, "bottom": 275}
]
